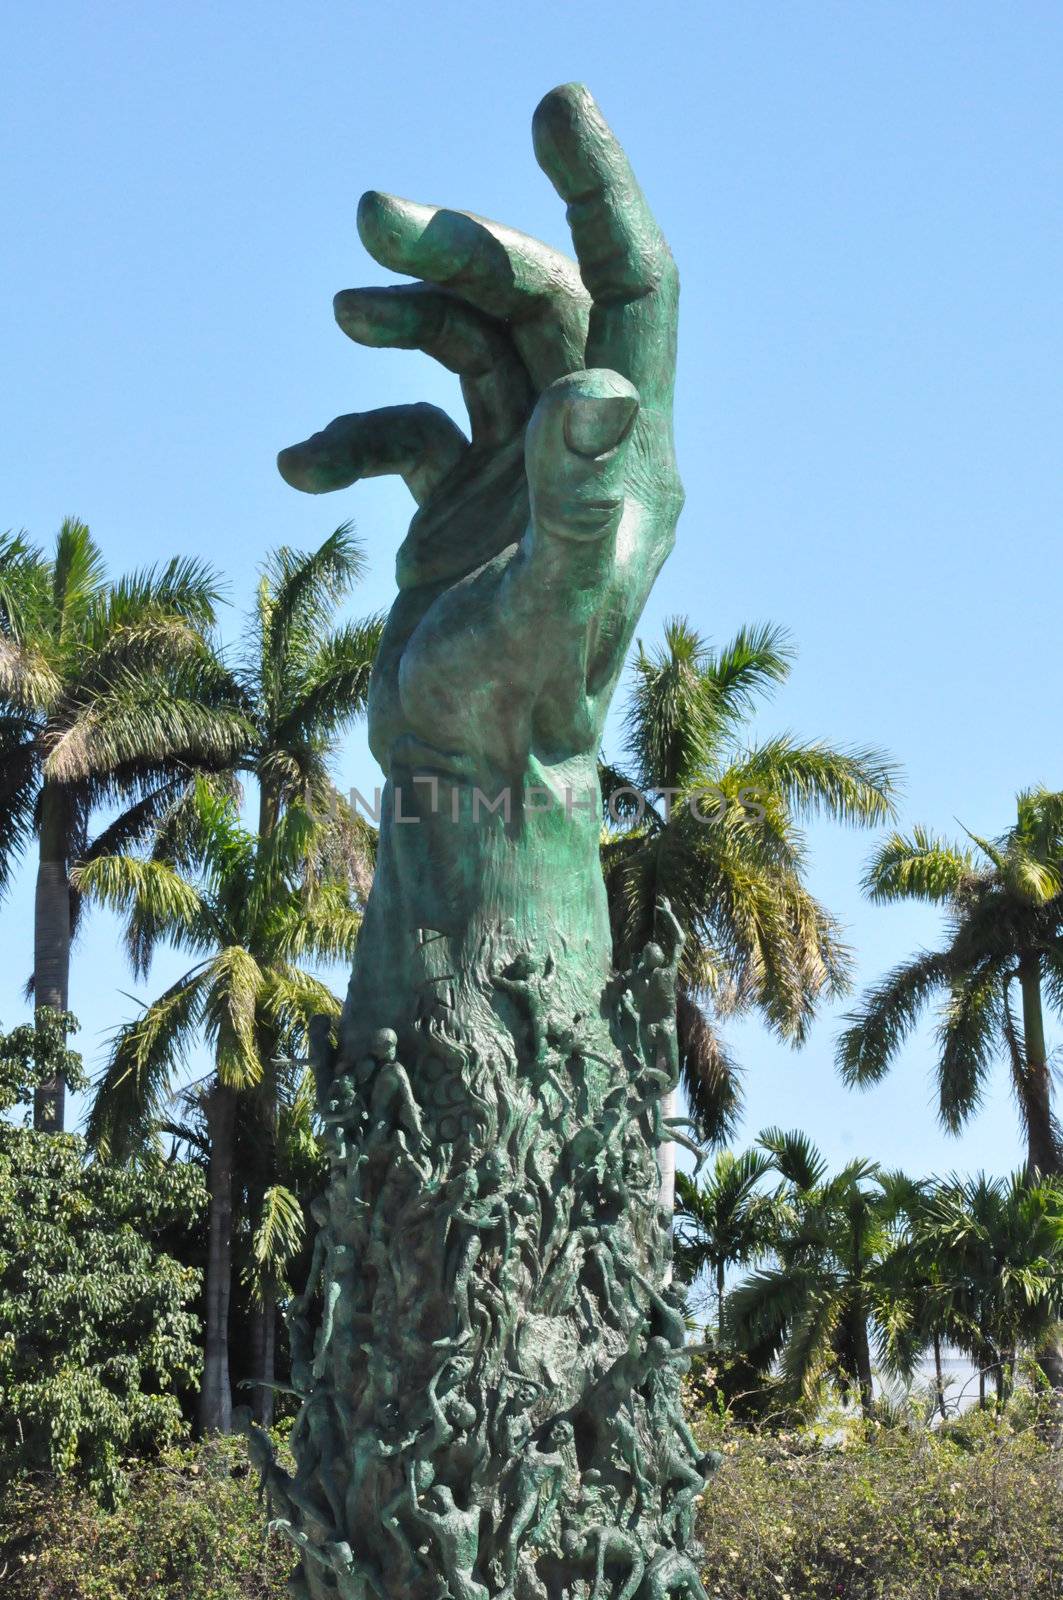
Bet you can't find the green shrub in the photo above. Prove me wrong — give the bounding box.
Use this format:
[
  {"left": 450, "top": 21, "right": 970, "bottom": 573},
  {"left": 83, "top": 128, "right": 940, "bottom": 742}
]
[
  {"left": 0, "top": 1014, "right": 205, "bottom": 1505},
  {"left": 695, "top": 1398, "right": 1063, "bottom": 1599},
  {"left": 0, "top": 1438, "right": 292, "bottom": 1599},
  {"left": 2, "top": 1404, "right": 1061, "bottom": 1598}
]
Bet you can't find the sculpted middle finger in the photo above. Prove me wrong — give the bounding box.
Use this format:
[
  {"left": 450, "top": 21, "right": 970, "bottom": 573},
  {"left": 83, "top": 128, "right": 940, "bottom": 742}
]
[{"left": 357, "top": 191, "right": 590, "bottom": 388}]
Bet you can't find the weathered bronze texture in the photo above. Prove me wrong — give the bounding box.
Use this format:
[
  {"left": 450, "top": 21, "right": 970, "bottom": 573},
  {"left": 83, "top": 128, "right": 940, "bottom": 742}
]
[{"left": 260, "top": 82, "right": 713, "bottom": 1600}]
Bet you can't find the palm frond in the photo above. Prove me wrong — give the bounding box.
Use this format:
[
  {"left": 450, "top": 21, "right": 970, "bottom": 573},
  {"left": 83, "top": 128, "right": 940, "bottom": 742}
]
[
  {"left": 759, "top": 1127, "right": 828, "bottom": 1192},
  {"left": 251, "top": 1183, "right": 306, "bottom": 1270},
  {"left": 42, "top": 665, "right": 252, "bottom": 784},
  {"left": 50, "top": 517, "right": 107, "bottom": 637},
  {"left": 256, "top": 525, "right": 366, "bottom": 714},
  {"left": 676, "top": 988, "right": 742, "bottom": 1144},
  {"left": 864, "top": 826, "right": 978, "bottom": 904},
  {"left": 936, "top": 966, "right": 1003, "bottom": 1132},
  {"left": 0, "top": 729, "right": 39, "bottom": 899},
  {"left": 780, "top": 1286, "right": 843, "bottom": 1405},
  {"left": 81, "top": 777, "right": 189, "bottom": 864},
  {"left": 734, "top": 737, "right": 898, "bottom": 829},
  {"left": 0, "top": 531, "right": 48, "bottom": 640},
  {"left": 202, "top": 945, "right": 265, "bottom": 1089},
  {"left": 725, "top": 1265, "right": 814, "bottom": 1370},
  {"left": 1005, "top": 848, "right": 1062, "bottom": 906},
  {"left": 0, "top": 638, "right": 61, "bottom": 710},
  {"left": 86, "top": 554, "right": 224, "bottom": 640},
  {"left": 87, "top": 968, "right": 208, "bottom": 1155},
  {"left": 73, "top": 853, "right": 214, "bottom": 978},
  {"left": 260, "top": 966, "right": 342, "bottom": 1036},
  {"left": 624, "top": 617, "right": 718, "bottom": 791},
  {"left": 263, "top": 882, "right": 361, "bottom": 966},
  {"left": 272, "top": 613, "right": 384, "bottom": 753},
  {"left": 302, "top": 782, "right": 377, "bottom": 901},
  {"left": 836, "top": 948, "right": 954, "bottom": 1087},
  {"left": 702, "top": 621, "right": 794, "bottom": 726}
]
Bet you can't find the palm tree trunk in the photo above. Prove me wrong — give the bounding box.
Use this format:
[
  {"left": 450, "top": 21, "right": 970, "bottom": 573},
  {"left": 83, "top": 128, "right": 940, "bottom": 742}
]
[
  {"left": 853, "top": 1302, "right": 874, "bottom": 1418},
  {"left": 200, "top": 1083, "right": 236, "bottom": 1434},
  {"left": 258, "top": 779, "right": 280, "bottom": 843},
  {"left": 33, "top": 782, "right": 70, "bottom": 1132},
  {"left": 716, "top": 1258, "right": 726, "bottom": 1348},
  {"left": 248, "top": 1017, "right": 280, "bottom": 1428},
  {"left": 933, "top": 1332, "right": 947, "bottom": 1421},
  {"left": 249, "top": 1281, "right": 277, "bottom": 1428},
  {"left": 1018, "top": 953, "right": 1059, "bottom": 1176}
]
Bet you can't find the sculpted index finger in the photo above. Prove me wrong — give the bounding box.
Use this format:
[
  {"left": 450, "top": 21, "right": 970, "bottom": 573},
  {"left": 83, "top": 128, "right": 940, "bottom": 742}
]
[
  {"left": 356, "top": 191, "right": 589, "bottom": 386},
  {"left": 532, "top": 83, "right": 677, "bottom": 403}
]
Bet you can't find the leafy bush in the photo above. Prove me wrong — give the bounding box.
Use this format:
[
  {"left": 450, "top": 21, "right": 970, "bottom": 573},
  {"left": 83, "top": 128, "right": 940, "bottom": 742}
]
[
  {"left": 3, "top": 1407, "right": 1061, "bottom": 1599},
  {"left": 0, "top": 1014, "right": 204, "bottom": 1504},
  {"left": 695, "top": 1397, "right": 1063, "bottom": 1599},
  {"left": 0, "top": 1438, "right": 291, "bottom": 1598}
]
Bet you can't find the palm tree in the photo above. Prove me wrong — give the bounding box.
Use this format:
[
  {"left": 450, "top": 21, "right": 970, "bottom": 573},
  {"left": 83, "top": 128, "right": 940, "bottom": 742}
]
[
  {"left": 673, "top": 1150, "right": 778, "bottom": 1343},
  {"left": 236, "top": 523, "right": 382, "bottom": 859},
  {"left": 0, "top": 521, "right": 248, "bottom": 1130},
  {"left": 223, "top": 525, "right": 380, "bottom": 1406},
  {"left": 79, "top": 780, "right": 360, "bottom": 1433},
  {"left": 836, "top": 789, "right": 1063, "bottom": 1176},
  {"left": 726, "top": 1130, "right": 901, "bottom": 1417},
  {"left": 870, "top": 1176, "right": 961, "bottom": 1420},
  {"left": 916, "top": 1172, "right": 1063, "bottom": 1405},
  {"left": 602, "top": 618, "right": 898, "bottom": 1141},
  {"left": 163, "top": 1048, "right": 327, "bottom": 1428},
  {"left": 237, "top": 1061, "right": 327, "bottom": 1426}
]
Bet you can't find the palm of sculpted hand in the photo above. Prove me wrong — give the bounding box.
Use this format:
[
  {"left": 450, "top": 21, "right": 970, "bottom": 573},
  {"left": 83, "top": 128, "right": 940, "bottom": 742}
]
[{"left": 279, "top": 84, "right": 681, "bottom": 784}]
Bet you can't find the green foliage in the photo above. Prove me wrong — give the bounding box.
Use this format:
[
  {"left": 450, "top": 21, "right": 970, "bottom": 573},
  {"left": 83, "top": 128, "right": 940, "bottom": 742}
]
[
  {"left": 82, "top": 779, "right": 360, "bottom": 1155},
  {"left": 0, "top": 1437, "right": 291, "bottom": 1598},
  {"left": 693, "top": 1399, "right": 1063, "bottom": 1600},
  {"left": 241, "top": 523, "right": 383, "bottom": 852},
  {"left": 674, "top": 1152, "right": 779, "bottom": 1336},
  {"left": 914, "top": 1171, "right": 1063, "bottom": 1395},
  {"left": 725, "top": 1135, "right": 892, "bottom": 1413},
  {"left": 0, "top": 518, "right": 249, "bottom": 898},
  {"left": 839, "top": 788, "right": 1063, "bottom": 1170},
  {"left": 4, "top": 1409, "right": 1062, "bottom": 1600},
  {"left": 0, "top": 1007, "right": 87, "bottom": 1111},
  {"left": 0, "top": 1016, "right": 204, "bottom": 1505},
  {"left": 681, "top": 1129, "right": 1063, "bottom": 1419},
  {"left": 603, "top": 617, "right": 898, "bottom": 1140}
]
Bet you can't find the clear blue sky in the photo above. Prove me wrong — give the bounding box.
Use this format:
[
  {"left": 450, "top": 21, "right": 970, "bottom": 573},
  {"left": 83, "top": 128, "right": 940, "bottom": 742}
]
[{"left": 2, "top": 0, "right": 1060, "bottom": 1178}]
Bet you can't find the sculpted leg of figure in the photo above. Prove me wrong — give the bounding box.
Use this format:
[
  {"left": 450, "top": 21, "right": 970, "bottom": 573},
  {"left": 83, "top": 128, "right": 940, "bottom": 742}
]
[{"left": 272, "top": 83, "right": 713, "bottom": 1600}]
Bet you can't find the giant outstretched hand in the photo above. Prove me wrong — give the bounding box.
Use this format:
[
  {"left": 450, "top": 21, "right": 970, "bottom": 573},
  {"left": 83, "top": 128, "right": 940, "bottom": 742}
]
[
  {"left": 271, "top": 95, "right": 704, "bottom": 1600},
  {"left": 279, "top": 84, "right": 680, "bottom": 784}
]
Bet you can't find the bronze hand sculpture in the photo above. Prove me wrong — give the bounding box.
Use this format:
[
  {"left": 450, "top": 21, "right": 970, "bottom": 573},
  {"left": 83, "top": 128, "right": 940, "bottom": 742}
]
[{"left": 268, "top": 85, "right": 711, "bottom": 1600}]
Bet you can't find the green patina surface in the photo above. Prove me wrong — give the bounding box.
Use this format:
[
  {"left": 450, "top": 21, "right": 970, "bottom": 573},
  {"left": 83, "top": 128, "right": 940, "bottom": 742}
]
[{"left": 254, "top": 81, "right": 714, "bottom": 1600}]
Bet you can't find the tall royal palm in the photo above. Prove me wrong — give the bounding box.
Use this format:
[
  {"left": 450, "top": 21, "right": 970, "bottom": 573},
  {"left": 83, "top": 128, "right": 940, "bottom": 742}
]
[
  {"left": 228, "top": 524, "right": 381, "bottom": 1410},
  {"left": 80, "top": 782, "right": 360, "bottom": 1434},
  {"left": 837, "top": 788, "right": 1063, "bottom": 1176},
  {"left": 603, "top": 618, "right": 897, "bottom": 1141},
  {"left": 0, "top": 521, "right": 247, "bottom": 1130},
  {"left": 237, "top": 523, "right": 382, "bottom": 859}
]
